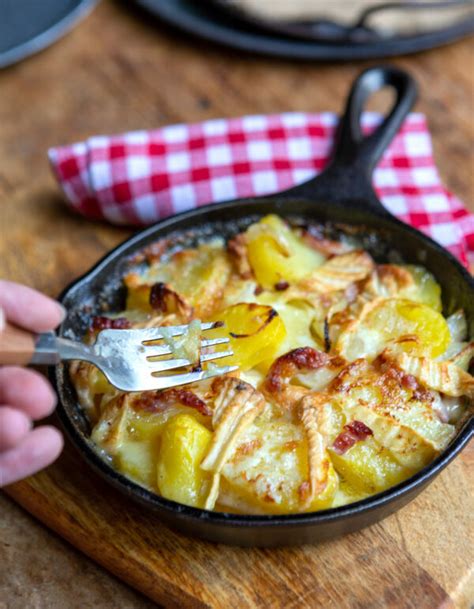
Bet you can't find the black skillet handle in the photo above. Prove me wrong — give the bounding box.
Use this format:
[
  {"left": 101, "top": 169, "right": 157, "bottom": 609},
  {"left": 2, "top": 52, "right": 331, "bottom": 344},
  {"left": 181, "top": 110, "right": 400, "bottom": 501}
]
[{"left": 281, "top": 66, "right": 418, "bottom": 216}]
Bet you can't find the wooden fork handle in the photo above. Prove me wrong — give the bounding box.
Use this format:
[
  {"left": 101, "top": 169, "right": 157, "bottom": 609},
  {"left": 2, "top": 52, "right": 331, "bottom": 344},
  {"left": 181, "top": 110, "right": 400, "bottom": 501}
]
[{"left": 0, "top": 322, "right": 36, "bottom": 366}]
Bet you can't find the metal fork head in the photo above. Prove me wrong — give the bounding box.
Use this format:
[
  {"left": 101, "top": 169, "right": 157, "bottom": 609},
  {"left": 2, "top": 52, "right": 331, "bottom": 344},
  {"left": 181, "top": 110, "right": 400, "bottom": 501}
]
[{"left": 90, "top": 322, "right": 237, "bottom": 392}]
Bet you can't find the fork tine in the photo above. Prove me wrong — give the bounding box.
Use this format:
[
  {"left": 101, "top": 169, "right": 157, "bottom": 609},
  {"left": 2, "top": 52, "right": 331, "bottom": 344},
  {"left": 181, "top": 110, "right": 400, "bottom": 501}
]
[
  {"left": 147, "top": 365, "right": 238, "bottom": 391},
  {"left": 137, "top": 321, "right": 222, "bottom": 343},
  {"left": 146, "top": 350, "right": 233, "bottom": 371},
  {"left": 200, "top": 350, "right": 233, "bottom": 362},
  {"left": 146, "top": 357, "right": 190, "bottom": 372},
  {"left": 201, "top": 337, "right": 230, "bottom": 349},
  {"left": 143, "top": 344, "right": 179, "bottom": 358},
  {"left": 96, "top": 321, "right": 224, "bottom": 344},
  {"left": 144, "top": 336, "right": 230, "bottom": 358}
]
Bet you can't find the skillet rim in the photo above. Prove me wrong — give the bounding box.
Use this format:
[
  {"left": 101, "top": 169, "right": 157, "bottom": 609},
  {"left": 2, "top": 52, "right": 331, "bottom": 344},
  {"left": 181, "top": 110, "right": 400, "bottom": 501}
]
[{"left": 52, "top": 196, "right": 474, "bottom": 528}]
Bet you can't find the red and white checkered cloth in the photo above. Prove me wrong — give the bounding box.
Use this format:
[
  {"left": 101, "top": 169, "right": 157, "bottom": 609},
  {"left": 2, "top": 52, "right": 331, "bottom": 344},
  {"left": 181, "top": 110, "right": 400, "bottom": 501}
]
[{"left": 49, "top": 112, "right": 474, "bottom": 269}]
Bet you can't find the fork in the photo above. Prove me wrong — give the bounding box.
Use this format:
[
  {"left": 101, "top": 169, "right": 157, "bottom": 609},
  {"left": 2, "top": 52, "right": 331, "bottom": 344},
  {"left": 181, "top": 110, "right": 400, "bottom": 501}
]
[{"left": 0, "top": 321, "right": 237, "bottom": 391}]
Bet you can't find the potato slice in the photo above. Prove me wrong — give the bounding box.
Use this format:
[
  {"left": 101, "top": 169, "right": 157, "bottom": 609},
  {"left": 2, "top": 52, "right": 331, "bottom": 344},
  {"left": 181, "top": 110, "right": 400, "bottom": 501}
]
[
  {"left": 331, "top": 362, "right": 456, "bottom": 458},
  {"left": 402, "top": 265, "right": 442, "bottom": 312},
  {"left": 246, "top": 215, "right": 325, "bottom": 288},
  {"left": 69, "top": 361, "right": 119, "bottom": 421},
  {"left": 157, "top": 414, "right": 212, "bottom": 508},
  {"left": 116, "top": 441, "right": 157, "bottom": 489},
  {"left": 330, "top": 438, "right": 410, "bottom": 494},
  {"left": 208, "top": 303, "right": 286, "bottom": 370},
  {"left": 342, "top": 404, "right": 439, "bottom": 469},
  {"left": 128, "top": 410, "right": 173, "bottom": 443},
  {"left": 336, "top": 298, "right": 450, "bottom": 361},
  {"left": 220, "top": 417, "right": 338, "bottom": 514},
  {"left": 126, "top": 242, "right": 231, "bottom": 318},
  {"left": 125, "top": 283, "right": 154, "bottom": 312},
  {"left": 256, "top": 296, "right": 322, "bottom": 356}
]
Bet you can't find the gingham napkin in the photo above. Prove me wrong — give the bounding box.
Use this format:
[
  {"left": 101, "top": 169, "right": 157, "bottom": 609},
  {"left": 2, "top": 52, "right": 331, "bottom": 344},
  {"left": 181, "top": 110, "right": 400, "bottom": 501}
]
[{"left": 49, "top": 112, "right": 474, "bottom": 269}]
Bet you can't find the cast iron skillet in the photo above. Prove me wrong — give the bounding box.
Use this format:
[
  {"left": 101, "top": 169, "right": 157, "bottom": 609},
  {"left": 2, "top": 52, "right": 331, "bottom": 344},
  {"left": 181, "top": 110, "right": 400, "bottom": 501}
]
[{"left": 54, "top": 66, "right": 474, "bottom": 547}]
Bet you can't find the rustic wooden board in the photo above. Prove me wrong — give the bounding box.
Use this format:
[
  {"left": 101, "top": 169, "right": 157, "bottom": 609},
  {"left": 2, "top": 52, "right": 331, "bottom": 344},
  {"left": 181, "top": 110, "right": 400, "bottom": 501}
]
[
  {"left": 0, "top": 1, "right": 473, "bottom": 606},
  {"left": 4, "top": 438, "right": 473, "bottom": 609}
]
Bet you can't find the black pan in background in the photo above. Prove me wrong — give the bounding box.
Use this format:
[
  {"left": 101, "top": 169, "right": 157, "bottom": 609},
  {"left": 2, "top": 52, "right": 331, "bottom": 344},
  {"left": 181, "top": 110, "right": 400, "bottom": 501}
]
[
  {"left": 53, "top": 66, "right": 473, "bottom": 546},
  {"left": 131, "top": 0, "right": 474, "bottom": 60},
  {"left": 0, "top": 0, "right": 98, "bottom": 69},
  {"left": 206, "top": 0, "right": 474, "bottom": 44}
]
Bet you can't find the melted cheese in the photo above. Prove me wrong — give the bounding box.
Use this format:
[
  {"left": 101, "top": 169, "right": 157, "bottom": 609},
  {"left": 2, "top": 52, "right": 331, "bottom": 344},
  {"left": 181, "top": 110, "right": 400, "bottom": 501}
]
[{"left": 72, "top": 215, "right": 473, "bottom": 515}]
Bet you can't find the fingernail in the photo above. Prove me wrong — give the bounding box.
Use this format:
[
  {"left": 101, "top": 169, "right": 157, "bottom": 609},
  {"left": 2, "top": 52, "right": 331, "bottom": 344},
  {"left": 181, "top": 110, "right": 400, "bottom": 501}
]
[
  {"left": 56, "top": 303, "right": 67, "bottom": 322},
  {"left": 0, "top": 306, "right": 4, "bottom": 332}
]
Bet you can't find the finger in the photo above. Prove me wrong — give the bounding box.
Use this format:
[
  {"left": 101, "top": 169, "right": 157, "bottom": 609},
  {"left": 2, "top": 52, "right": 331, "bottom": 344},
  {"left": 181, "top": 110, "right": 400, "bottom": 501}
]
[
  {"left": 0, "top": 280, "right": 65, "bottom": 333},
  {"left": 0, "top": 367, "right": 56, "bottom": 419},
  {"left": 0, "top": 426, "right": 63, "bottom": 487},
  {"left": 0, "top": 406, "right": 31, "bottom": 451}
]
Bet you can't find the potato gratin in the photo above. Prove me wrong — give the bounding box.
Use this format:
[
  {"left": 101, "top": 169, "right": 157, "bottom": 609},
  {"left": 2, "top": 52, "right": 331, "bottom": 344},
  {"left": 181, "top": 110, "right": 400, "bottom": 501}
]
[{"left": 71, "top": 215, "right": 473, "bottom": 514}]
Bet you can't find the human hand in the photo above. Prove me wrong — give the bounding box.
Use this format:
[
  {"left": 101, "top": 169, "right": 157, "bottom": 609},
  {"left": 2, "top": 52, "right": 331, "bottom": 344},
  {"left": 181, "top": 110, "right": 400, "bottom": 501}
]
[{"left": 0, "top": 280, "right": 65, "bottom": 486}]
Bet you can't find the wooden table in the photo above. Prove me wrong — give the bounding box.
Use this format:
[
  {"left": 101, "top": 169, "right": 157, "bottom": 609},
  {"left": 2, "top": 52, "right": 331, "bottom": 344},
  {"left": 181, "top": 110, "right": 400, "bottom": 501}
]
[{"left": 0, "top": 2, "right": 472, "bottom": 608}]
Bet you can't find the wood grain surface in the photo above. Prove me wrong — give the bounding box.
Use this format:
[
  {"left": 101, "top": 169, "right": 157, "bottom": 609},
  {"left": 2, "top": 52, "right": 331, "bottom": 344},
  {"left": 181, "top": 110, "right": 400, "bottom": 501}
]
[
  {"left": 0, "top": 1, "right": 473, "bottom": 607},
  {"left": 5, "top": 439, "right": 474, "bottom": 609}
]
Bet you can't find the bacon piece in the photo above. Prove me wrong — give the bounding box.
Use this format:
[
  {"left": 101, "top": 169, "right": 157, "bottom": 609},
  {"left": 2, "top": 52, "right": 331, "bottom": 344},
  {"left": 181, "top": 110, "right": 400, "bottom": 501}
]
[
  {"left": 90, "top": 316, "right": 131, "bottom": 330},
  {"left": 332, "top": 420, "right": 373, "bottom": 455},
  {"left": 375, "top": 353, "right": 419, "bottom": 391},
  {"left": 264, "top": 347, "right": 345, "bottom": 411},
  {"left": 132, "top": 388, "right": 211, "bottom": 417},
  {"left": 266, "top": 347, "right": 331, "bottom": 393}
]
